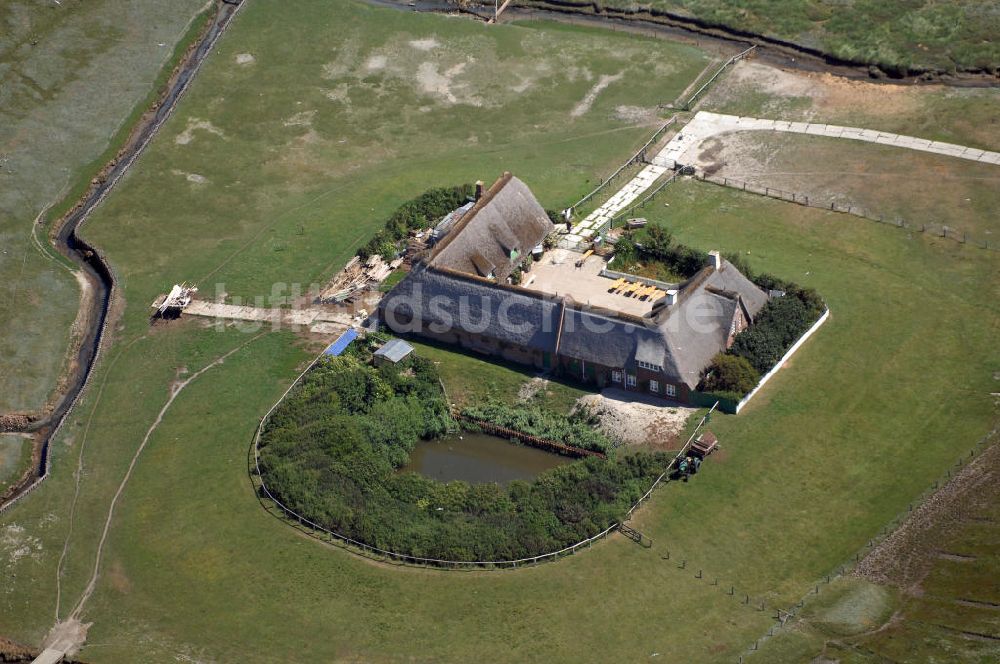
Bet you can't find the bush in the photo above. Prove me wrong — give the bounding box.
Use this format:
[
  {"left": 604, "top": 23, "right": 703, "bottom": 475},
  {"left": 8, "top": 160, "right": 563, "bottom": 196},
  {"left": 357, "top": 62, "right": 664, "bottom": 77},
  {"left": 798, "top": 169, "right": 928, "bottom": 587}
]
[
  {"left": 699, "top": 353, "right": 760, "bottom": 394},
  {"left": 460, "top": 401, "right": 615, "bottom": 454},
  {"left": 729, "top": 292, "right": 823, "bottom": 374},
  {"left": 617, "top": 223, "right": 708, "bottom": 280}
]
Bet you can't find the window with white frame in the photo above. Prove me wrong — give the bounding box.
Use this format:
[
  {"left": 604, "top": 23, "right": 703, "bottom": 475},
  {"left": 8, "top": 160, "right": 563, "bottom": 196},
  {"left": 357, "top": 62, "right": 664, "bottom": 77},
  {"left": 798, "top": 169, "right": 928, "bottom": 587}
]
[
  {"left": 626, "top": 374, "right": 636, "bottom": 387},
  {"left": 649, "top": 379, "right": 659, "bottom": 393},
  {"left": 636, "top": 360, "right": 662, "bottom": 372},
  {"left": 612, "top": 370, "right": 622, "bottom": 383},
  {"left": 664, "top": 383, "right": 677, "bottom": 397}
]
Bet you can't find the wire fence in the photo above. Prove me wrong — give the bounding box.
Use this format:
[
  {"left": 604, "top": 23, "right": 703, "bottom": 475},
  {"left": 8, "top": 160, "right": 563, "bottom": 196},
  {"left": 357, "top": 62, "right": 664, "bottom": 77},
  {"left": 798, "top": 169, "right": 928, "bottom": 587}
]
[
  {"left": 568, "top": 117, "right": 677, "bottom": 214},
  {"left": 649, "top": 424, "right": 1000, "bottom": 663},
  {"left": 249, "top": 343, "right": 720, "bottom": 569},
  {"left": 696, "top": 172, "right": 998, "bottom": 252},
  {"left": 664, "top": 45, "right": 757, "bottom": 111}
]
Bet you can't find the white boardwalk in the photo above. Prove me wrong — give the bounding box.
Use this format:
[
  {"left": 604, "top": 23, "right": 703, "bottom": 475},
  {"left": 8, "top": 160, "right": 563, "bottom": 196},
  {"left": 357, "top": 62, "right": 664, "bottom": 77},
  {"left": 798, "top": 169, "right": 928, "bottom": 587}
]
[{"left": 564, "top": 111, "right": 999, "bottom": 244}]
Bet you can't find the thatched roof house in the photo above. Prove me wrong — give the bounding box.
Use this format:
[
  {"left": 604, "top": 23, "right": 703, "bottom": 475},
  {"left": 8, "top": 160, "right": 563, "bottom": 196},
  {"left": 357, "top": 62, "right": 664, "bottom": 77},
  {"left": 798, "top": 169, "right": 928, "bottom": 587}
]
[
  {"left": 380, "top": 173, "right": 768, "bottom": 403},
  {"left": 427, "top": 173, "right": 553, "bottom": 280}
]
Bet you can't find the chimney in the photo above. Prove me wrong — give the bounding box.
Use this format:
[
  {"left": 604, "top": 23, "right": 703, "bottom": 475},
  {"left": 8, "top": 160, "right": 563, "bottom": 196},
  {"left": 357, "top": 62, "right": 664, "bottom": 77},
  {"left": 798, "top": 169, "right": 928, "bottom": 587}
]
[
  {"left": 475, "top": 180, "right": 484, "bottom": 201},
  {"left": 666, "top": 289, "right": 678, "bottom": 306},
  {"left": 708, "top": 250, "right": 721, "bottom": 270}
]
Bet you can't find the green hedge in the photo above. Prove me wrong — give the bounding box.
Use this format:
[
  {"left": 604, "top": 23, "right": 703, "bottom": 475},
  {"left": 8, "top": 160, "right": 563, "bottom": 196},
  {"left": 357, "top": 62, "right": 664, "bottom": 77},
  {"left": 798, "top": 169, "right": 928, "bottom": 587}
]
[
  {"left": 258, "top": 345, "right": 669, "bottom": 562},
  {"left": 358, "top": 184, "right": 474, "bottom": 260}
]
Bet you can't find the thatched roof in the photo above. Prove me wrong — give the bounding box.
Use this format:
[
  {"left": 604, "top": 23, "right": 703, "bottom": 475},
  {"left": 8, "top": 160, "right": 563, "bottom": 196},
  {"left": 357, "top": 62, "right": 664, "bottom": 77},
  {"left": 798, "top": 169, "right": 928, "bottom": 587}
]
[
  {"left": 428, "top": 173, "right": 553, "bottom": 280},
  {"left": 556, "top": 260, "right": 768, "bottom": 388},
  {"left": 380, "top": 265, "right": 561, "bottom": 351},
  {"left": 382, "top": 170, "right": 768, "bottom": 391}
]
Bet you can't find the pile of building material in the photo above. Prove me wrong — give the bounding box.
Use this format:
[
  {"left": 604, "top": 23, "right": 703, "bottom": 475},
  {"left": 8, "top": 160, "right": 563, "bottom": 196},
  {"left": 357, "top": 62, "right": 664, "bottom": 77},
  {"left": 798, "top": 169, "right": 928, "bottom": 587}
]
[
  {"left": 150, "top": 283, "right": 197, "bottom": 318},
  {"left": 319, "top": 255, "right": 402, "bottom": 303}
]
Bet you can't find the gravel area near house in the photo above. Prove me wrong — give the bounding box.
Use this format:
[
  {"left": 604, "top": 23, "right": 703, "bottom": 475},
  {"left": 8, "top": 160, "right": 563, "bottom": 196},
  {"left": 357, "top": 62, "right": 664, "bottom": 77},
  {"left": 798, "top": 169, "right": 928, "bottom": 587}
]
[{"left": 574, "top": 389, "right": 694, "bottom": 447}]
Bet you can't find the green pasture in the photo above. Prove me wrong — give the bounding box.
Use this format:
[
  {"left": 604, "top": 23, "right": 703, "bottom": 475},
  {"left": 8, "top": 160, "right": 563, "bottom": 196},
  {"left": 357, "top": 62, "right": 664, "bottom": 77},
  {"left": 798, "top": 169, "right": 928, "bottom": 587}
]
[
  {"left": 0, "top": 1, "right": 997, "bottom": 662},
  {"left": 0, "top": 435, "right": 31, "bottom": 493},
  {"left": 408, "top": 339, "right": 590, "bottom": 414}
]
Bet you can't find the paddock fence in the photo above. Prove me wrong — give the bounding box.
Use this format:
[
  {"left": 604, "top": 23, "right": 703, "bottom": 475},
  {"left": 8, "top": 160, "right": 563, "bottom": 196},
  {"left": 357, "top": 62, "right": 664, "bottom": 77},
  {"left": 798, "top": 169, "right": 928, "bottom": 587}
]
[
  {"left": 249, "top": 343, "right": 721, "bottom": 569},
  {"left": 695, "top": 172, "right": 998, "bottom": 252},
  {"left": 735, "top": 425, "right": 1000, "bottom": 662},
  {"left": 664, "top": 45, "right": 757, "bottom": 111},
  {"left": 567, "top": 117, "right": 677, "bottom": 215}
]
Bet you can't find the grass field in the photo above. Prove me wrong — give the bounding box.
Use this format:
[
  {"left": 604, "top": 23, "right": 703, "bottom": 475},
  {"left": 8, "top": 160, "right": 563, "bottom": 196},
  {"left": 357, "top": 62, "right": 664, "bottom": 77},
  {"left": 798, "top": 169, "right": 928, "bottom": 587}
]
[
  {"left": 0, "top": 435, "right": 31, "bottom": 494},
  {"left": 588, "top": 0, "right": 1000, "bottom": 72},
  {"left": 691, "top": 131, "right": 1000, "bottom": 239},
  {"left": 408, "top": 339, "right": 590, "bottom": 413},
  {"left": 0, "top": 2, "right": 997, "bottom": 662},
  {"left": 0, "top": 0, "right": 208, "bottom": 413}
]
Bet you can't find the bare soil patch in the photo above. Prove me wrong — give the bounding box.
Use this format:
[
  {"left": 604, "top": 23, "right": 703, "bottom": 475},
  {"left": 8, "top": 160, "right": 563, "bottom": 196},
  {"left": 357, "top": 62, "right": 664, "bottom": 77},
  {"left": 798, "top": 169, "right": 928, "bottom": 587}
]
[
  {"left": 571, "top": 72, "right": 623, "bottom": 117},
  {"left": 574, "top": 389, "right": 693, "bottom": 447}
]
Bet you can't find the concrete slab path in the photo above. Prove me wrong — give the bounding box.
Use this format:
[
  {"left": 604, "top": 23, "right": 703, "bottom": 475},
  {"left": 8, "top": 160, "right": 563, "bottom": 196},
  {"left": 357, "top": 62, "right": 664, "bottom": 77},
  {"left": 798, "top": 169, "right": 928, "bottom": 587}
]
[{"left": 564, "top": 111, "right": 998, "bottom": 246}]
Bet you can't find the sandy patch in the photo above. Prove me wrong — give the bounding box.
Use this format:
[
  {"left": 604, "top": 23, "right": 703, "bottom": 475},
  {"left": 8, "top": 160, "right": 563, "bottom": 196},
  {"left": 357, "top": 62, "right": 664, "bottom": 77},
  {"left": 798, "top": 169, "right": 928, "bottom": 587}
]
[
  {"left": 518, "top": 377, "right": 549, "bottom": 402},
  {"left": 416, "top": 61, "right": 480, "bottom": 106},
  {"left": 170, "top": 169, "right": 209, "bottom": 184},
  {"left": 1, "top": 523, "right": 42, "bottom": 568},
  {"left": 571, "top": 72, "right": 623, "bottom": 118},
  {"left": 325, "top": 84, "right": 351, "bottom": 104},
  {"left": 409, "top": 38, "right": 439, "bottom": 51},
  {"left": 283, "top": 109, "right": 316, "bottom": 127},
  {"left": 40, "top": 618, "right": 90, "bottom": 658},
  {"left": 174, "top": 117, "right": 225, "bottom": 145},
  {"left": 614, "top": 105, "right": 659, "bottom": 124},
  {"left": 574, "top": 389, "right": 694, "bottom": 447},
  {"left": 365, "top": 54, "right": 387, "bottom": 72},
  {"left": 712, "top": 61, "right": 921, "bottom": 119},
  {"left": 235, "top": 53, "right": 255, "bottom": 65}
]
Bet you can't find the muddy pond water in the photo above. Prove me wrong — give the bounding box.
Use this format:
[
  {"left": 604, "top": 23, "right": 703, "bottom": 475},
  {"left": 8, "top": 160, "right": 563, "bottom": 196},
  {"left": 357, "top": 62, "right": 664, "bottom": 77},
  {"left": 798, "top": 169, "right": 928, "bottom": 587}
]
[{"left": 400, "top": 432, "right": 572, "bottom": 485}]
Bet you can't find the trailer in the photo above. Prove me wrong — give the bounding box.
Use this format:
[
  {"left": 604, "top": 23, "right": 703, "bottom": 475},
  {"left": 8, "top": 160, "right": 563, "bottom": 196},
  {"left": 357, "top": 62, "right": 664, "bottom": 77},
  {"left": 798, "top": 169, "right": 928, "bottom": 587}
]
[{"left": 689, "top": 431, "right": 718, "bottom": 459}]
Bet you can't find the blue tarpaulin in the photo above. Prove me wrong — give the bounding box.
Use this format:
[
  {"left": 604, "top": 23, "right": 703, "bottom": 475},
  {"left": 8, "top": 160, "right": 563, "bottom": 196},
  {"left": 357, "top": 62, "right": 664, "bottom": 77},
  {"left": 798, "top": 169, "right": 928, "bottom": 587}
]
[{"left": 323, "top": 327, "right": 358, "bottom": 356}]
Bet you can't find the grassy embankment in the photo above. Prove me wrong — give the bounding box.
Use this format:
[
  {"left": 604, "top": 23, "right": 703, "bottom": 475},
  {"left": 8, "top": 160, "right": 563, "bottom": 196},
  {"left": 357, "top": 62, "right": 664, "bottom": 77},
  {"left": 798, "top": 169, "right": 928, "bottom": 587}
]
[
  {"left": 526, "top": 0, "right": 1000, "bottom": 73},
  {"left": 0, "top": 0, "right": 208, "bottom": 413}
]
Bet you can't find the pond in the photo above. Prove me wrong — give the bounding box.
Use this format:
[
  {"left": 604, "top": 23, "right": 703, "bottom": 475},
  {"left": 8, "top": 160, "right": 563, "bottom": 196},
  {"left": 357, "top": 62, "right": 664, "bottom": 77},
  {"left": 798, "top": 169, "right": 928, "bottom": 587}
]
[{"left": 400, "top": 431, "right": 573, "bottom": 485}]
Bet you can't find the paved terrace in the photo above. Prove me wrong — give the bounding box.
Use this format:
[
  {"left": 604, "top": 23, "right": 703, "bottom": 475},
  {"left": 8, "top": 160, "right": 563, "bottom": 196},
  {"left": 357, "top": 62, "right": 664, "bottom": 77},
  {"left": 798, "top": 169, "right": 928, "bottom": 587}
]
[
  {"left": 564, "top": 111, "right": 1000, "bottom": 244},
  {"left": 522, "top": 248, "right": 656, "bottom": 318}
]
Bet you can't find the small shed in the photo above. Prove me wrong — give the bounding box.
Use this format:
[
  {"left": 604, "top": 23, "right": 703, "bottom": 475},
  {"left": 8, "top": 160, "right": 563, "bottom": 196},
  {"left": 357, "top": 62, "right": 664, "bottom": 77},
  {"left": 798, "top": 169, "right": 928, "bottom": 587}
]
[{"left": 373, "top": 338, "right": 414, "bottom": 366}]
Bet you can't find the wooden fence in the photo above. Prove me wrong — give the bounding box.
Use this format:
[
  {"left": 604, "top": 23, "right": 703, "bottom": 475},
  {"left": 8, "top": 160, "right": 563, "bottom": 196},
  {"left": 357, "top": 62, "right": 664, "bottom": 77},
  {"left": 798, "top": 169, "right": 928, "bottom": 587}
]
[
  {"left": 696, "top": 172, "right": 998, "bottom": 252},
  {"left": 568, "top": 117, "right": 677, "bottom": 214}
]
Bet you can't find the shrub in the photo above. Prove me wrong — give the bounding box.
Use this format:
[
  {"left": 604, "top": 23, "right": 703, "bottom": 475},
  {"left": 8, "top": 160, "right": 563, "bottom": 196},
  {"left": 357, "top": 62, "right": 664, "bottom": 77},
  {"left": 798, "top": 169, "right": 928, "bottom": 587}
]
[{"left": 699, "top": 353, "right": 760, "bottom": 394}]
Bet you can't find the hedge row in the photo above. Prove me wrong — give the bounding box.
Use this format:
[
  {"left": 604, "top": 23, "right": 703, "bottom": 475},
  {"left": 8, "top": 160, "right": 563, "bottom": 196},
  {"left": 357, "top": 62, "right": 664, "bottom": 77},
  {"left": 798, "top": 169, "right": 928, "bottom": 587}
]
[{"left": 358, "top": 184, "right": 474, "bottom": 260}]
